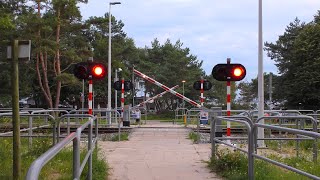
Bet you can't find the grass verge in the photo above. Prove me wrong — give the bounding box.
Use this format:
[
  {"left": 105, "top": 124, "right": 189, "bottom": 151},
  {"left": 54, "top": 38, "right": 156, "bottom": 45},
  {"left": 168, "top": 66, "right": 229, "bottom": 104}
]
[
  {"left": 188, "top": 132, "right": 200, "bottom": 143},
  {"left": 111, "top": 132, "right": 129, "bottom": 141},
  {"left": 0, "top": 137, "right": 108, "bottom": 179},
  {"left": 208, "top": 148, "right": 320, "bottom": 180}
]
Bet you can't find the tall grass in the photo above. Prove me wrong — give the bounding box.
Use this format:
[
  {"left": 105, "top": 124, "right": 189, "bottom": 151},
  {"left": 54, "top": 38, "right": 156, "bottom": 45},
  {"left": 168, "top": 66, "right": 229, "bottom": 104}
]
[
  {"left": 0, "top": 137, "right": 108, "bottom": 179},
  {"left": 188, "top": 132, "right": 199, "bottom": 143},
  {"left": 208, "top": 149, "right": 320, "bottom": 180}
]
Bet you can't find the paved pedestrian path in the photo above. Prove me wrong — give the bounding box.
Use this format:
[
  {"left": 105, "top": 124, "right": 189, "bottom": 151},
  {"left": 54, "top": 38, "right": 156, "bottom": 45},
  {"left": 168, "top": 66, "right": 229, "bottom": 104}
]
[{"left": 100, "top": 122, "right": 221, "bottom": 180}]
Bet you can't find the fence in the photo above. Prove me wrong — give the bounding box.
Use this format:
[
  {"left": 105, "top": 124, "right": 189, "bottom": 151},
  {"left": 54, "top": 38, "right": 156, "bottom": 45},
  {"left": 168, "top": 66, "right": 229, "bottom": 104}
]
[
  {"left": 211, "top": 115, "right": 320, "bottom": 180},
  {"left": 26, "top": 115, "right": 97, "bottom": 180}
]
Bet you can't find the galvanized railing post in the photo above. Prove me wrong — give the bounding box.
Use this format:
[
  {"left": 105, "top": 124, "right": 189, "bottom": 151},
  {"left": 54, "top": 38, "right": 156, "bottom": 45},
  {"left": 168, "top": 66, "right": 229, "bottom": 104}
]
[
  {"left": 295, "top": 119, "right": 300, "bottom": 158},
  {"left": 67, "top": 116, "right": 70, "bottom": 135},
  {"left": 73, "top": 130, "right": 81, "bottom": 179},
  {"left": 118, "top": 111, "right": 121, "bottom": 142},
  {"left": 28, "top": 116, "right": 33, "bottom": 149},
  {"left": 248, "top": 124, "right": 254, "bottom": 180},
  {"left": 88, "top": 119, "right": 93, "bottom": 180},
  {"left": 210, "top": 117, "right": 216, "bottom": 159}
]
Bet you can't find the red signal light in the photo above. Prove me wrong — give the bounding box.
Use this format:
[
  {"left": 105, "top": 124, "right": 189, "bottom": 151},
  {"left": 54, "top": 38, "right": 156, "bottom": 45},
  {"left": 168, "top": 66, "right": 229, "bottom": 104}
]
[
  {"left": 233, "top": 67, "right": 244, "bottom": 77},
  {"left": 93, "top": 65, "right": 103, "bottom": 76},
  {"left": 90, "top": 63, "right": 106, "bottom": 79}
]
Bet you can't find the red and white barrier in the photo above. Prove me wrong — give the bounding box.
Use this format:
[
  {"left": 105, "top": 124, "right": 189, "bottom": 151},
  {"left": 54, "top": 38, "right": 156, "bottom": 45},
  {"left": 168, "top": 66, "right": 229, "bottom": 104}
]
[
  {"left": 133, "top": 69, "right": 201, "bottom": 108},
  {"left": 121, "top": 78, "right": 124, "bottom": 118},
  {"left": 88, "top": 80, "right": 93, "bottom": 115},
  {"left": 200, "top": 79, "right": 204, "bottom": 106},
  {"left": 226, "top": 58, "right": 231, "bottom": 144},
  {"left": 134, "top": 85, "right": 179, "bottom": 108}
]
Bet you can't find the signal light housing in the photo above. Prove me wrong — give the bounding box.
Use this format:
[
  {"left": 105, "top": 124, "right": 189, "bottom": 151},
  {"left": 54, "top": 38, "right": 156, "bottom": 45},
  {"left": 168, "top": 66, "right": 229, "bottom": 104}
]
[
  {"left": 73, "top": 62, "right": 107, "bottom": 80},
  {"left": 114, "top": 80, "right": 133, "bottom": 91},
  {"left": 193, "top": 80, "right": 212, "bottom": 91},
  {"left": 212, "top": 63, "right": 246, "bottom": 81},
  {"left": 73, "top": 62, "right": 89, "bottom": 80}
]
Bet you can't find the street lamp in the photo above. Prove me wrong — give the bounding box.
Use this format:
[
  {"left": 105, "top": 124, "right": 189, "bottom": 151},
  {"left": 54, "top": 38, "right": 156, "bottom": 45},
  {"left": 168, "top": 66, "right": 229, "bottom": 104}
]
[
  {"left": 182, "top": 80, "right": 186, "bottom": 110},
  {"left": 108, "top": 1, "right": 121, "bottom": 125},
  {"left": 257, "top": 0, "right": 265, "bottom": 147}
]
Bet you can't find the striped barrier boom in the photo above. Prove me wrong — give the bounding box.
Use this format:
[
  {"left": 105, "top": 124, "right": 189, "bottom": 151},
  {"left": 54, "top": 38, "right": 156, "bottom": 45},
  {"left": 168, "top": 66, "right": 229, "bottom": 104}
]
[
  {"left": 121, "top": 78, "right": 124, "bottom": 117},
  {"left": 133, "top": 68, "right": 202, "bottom": 108},
  {"left": 134, "top": 85, "right": 179, "bottom": 108},
  {"left": 88, "top": 80, "right": 93, "bottom": 115},
  {"left": 200, "top": 79, "right": 204, "bottom": 106}
]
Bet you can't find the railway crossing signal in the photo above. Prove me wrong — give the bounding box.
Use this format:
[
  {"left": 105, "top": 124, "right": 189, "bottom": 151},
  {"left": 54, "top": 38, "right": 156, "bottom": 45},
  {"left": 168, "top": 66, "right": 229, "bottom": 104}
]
[
  {"left": 212, "top": 63, "right": 246, "bottom": 81},
  {"left": 193, "top": 80, "right": 212, "bottom": 91},
  {"left": 114, "top": 80, "right": 133, "bottom": 91},
  {"left": 73, "top": 62, "right": 107, "bottom": 80}
]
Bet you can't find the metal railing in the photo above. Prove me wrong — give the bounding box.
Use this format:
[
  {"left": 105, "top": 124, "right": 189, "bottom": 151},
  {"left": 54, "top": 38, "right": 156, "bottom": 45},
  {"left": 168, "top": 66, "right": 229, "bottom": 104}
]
[
  {"left": 0, "top": 113, "right": 55, "bottom": 147},
  {"left": 255, "top": 116, "right": 318, "bottom": 162},
  {"left": 175, "top": 108, "right": 188, "bottom": 124},
  {"left": 211, "top": 116, "right": 254, "bottom": 179},
  {"left": 26, "top": 115, "right": 97, "bottom": 180},
  {"left": 70, "top": 109, "right": 120, "bottom": 126},
  {"left": 211, "top": 116, "right": 320, "bottom": 180},
  {"left": 253, "top": 123, "right": 320, "bottom": 180}
]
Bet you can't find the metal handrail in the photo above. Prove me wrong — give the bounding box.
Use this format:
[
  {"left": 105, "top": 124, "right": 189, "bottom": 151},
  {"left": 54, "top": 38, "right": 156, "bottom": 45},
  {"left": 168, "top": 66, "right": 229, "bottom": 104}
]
[
  {"left": 211, "top": 115, "right": 320, "bottom": 180},
  {"left": 26, "top": 115, "right": 96, "bottom": 180},
  {"left": 255, "top": 115, "right": 318, "bottom": 162},
  {"left": 254, "top": 123, "right": 320, "bottom": 180},
  {"left": 211, "top": 116, "right": 254, "bottom": 180}
]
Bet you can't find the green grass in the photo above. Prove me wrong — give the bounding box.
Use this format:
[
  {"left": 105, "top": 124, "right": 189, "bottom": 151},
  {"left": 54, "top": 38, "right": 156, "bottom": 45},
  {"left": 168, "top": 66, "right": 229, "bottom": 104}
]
[
  {"left": 266, "top": 137, "right": 319, "bottom": 153},
  {"left": 146, "top": 111, "right": 175, "bottom": 120},
  {"left": 111, "top": 132, "right": 129, "bottom": 141},
  {"left": 0, "top": 137, "right": 108, "bottom": 179},
  {"left": 188, "top": 132, "right": 200, "bottom": 143},
  {"left": 208, "top": 149, "right": 320, "bottom": 180}
]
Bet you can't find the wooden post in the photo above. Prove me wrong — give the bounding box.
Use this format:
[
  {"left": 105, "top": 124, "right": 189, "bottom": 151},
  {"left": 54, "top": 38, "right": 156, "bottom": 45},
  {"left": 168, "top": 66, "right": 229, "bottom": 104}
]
[{"left": 12, "top": 40, "right": 21, "bottom": 179}]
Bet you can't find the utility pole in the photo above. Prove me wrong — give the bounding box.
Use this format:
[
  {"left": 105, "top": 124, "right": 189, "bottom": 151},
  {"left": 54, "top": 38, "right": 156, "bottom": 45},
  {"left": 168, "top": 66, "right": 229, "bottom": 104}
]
[
  {"left": 258, "top": 0, "right": 265, "bottom": 147},
  {"left": 11, "top": 40, "right": 21, "bottom": 180}
]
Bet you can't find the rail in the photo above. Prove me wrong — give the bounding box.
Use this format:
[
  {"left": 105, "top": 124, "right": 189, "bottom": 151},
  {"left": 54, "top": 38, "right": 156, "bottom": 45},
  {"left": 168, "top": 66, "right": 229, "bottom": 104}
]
[
  {"left": 26, "top": 115, "right": 96, "bottom": 180},
  {"left": 0, "top": 113, "right": 55, "bottom": 146},
  {"left": 211, "top": 116, "right": 254, "bottom": 180},
  {"left": 69, "top": 109, "right": 120, "bottom": 126},
  {"left": 253, "top": 123, "right": 320, "bottom": 180},
  {"left": 211, "top": 115, "right": 320, "bottom": 180},
  {"left": 255, "top": 116, "right": 318, "bottom": 162},
  {"left": 58, "top": 110, "right": 121, "bottom": 141}
]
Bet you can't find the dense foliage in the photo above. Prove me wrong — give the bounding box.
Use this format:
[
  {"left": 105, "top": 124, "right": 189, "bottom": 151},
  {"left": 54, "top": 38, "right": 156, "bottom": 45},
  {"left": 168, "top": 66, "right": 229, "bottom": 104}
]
[
  {"left": 238, "top": 11, "right": 320, "bottom": 110},
  {"left": 0, "top": 1, "right": 235, "bottom": 110}
]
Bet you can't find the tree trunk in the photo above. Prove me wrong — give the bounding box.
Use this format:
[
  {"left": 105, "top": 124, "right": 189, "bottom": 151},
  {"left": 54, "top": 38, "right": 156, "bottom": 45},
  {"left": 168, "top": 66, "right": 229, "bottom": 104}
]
[
  {"left": 36, "top": 0, "right": 53, "bottom": 109},
  {"left": 54, "top": 8, "right": 61, "bottom": 108}
]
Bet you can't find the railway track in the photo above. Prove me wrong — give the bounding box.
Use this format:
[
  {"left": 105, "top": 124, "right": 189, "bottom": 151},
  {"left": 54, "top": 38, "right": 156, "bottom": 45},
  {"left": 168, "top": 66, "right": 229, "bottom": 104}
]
[{"left": 0, "top": 126, "right": 132, "bottom": 134}]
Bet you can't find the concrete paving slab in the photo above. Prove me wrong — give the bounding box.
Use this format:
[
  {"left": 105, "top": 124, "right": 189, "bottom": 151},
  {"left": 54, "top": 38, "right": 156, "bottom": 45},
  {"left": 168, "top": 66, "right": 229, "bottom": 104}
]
[{"left": 100, "top": 125, "right": 221, "bottom": 180}]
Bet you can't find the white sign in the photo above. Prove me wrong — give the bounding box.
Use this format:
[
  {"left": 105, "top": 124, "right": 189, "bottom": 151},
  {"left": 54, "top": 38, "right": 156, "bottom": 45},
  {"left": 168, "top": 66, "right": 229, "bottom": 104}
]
[
  {"left": 199, "top": 111, "right": 208, "bottom": 121},
  {"left": 131, "top": 109, "right": 141, "bottom": 119},
  {"left": 7, "top": 40, "right": 31, "bottom": 61}
]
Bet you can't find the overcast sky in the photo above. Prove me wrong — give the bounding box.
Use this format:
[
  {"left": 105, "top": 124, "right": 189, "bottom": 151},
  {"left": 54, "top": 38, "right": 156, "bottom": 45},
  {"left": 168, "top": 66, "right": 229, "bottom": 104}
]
[{"left": 79, "top": 0, "right": 320, "bottom": 81}]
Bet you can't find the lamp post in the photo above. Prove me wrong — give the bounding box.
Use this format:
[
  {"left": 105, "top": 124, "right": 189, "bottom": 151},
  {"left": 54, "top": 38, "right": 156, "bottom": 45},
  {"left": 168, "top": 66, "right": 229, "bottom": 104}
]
[
  {"left": 257, "top": 0, "right": 265, "bottom": 147},
  {"left": 182, "top": 80, "right": 186, "bottom": 111},
  {"left": 108, "top": 1, "right": 121, "bottom": 125}
]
